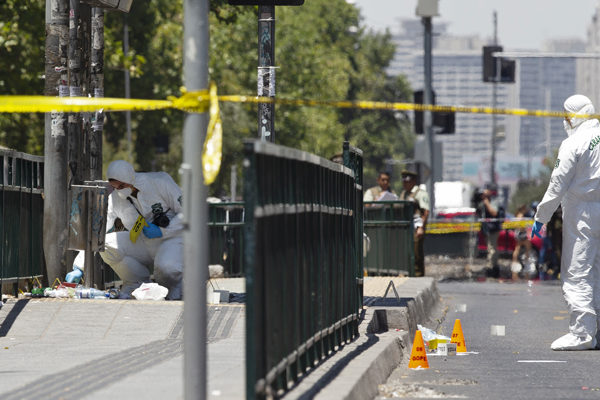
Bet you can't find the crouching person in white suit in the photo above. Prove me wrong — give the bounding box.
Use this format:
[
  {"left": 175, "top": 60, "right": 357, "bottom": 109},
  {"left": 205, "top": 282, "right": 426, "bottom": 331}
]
[{"left": 66, "top": 160, "right": 184, "bottom": 300}]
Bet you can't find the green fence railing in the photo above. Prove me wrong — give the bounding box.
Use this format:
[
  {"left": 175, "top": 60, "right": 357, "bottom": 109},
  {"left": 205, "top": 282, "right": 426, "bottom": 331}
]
[
  {"left": 244, "top": 140, "right": 361, "bottom": 399},
  {"left": 343, "top": 141, "right": 364, "bottom": 308},
  {"left": 0, "top": 149, "right": 45, "bottom": 286},
  {"left": 208, "top": 201, "right": 245, "bottom": 276},
  {"left": 363, "top": 200, "right": 415, "bottom": 276}
]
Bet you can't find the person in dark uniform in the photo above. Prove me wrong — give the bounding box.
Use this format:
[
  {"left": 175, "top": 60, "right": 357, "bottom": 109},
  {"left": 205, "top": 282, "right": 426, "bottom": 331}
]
[{"left": 399, "top": 169, "right": 430, "bottom": 277}]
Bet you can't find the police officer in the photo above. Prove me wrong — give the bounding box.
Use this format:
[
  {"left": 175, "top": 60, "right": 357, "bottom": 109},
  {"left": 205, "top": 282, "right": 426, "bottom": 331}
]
[{"left": 400, "top": 169, "right": 430, "bottom": 277}]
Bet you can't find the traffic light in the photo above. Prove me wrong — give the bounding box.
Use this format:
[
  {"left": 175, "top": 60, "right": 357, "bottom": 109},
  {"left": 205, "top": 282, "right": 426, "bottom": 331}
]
[
  {"left": 482, "top": 45, "right": 515, "bottom": 83},
  {"left": 413, "top": 90, "right": 455, "bottom": 134},
  {"left": 434, "top": 112, "right": 455, "bottom": 134},
  {"left": 498, "top": 58, "right": 516, "bottom": 83},
  {"left": 414, "top": 90, "right": 434, "bottom": 134},
  {"left": 228, "top": 0, "right": 304, "bottom": 5}
]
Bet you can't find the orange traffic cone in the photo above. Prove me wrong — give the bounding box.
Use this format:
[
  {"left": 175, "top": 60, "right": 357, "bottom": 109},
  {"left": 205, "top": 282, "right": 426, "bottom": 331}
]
[
  {"left": 408, "top": 330, "right": 429, "bottom": 369},
  {"left": 451, "top": 319, "right": 467, "bottom": 353}
]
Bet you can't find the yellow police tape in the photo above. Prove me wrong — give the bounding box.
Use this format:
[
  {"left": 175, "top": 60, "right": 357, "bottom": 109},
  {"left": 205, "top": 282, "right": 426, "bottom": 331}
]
[
  {"left": 0, "top": 89, "right": 212, "bottom": 113},
  {"left": 203, "top": 83, "right": 222, "bottom": 185},
  {"left": 0, "top": 86, "right": 221, "bottom": 184},
  {"left": 2, "top": 89, "right": 595, "bottom": 186},
  {"left": 427, "top": 219, "right": 533, "bottom": 234},
  {"left": 1, "top": 91, "right": 599, "bottom": 119},
  {"left": 217, "top": 95, "right": 600, "bottom": 120}
]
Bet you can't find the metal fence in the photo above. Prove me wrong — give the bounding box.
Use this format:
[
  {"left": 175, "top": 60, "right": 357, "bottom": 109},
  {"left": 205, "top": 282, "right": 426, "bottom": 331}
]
[
  {"left": 425, "top": 216, "right": 478, "bottom": 258},
  {"left": 208, "top": 201, "right": 245, "bottom": 276},
  {"left": 243, "top": 140, "right": 361, "bottom": 399},
  {"left": 363, "top": 200, "right": 415, "bottom": 276},
  {"left": 0, "top": 149, "right": 45, "bottom": 287},
  {"left": 342, "top": 141, "right": 364, "bottom": 308}
]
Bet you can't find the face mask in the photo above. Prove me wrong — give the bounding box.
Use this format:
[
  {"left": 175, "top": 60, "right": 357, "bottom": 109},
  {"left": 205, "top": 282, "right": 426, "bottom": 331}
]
[
  {"left": 116, "top": 187, "right": 132, "bottom": 199},
  {"left": 563, "top": 119, "right": 575, "bottom": 136}
]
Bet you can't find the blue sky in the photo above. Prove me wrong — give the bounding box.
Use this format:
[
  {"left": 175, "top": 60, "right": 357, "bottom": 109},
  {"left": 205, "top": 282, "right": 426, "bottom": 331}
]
[{"left": 351, "top": 0, "right": 598, "bottom": 50}]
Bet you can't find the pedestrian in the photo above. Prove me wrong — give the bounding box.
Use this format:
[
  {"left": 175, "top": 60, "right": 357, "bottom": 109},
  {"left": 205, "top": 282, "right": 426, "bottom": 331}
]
[
  {"left": 363, "top": 171, "right": 398, "bottom": 205},
  {"left": 66, "top": 160, "right": 184, "bottom": 300},
  {"left": 474, "top": 184, "right": 504, "bottom": 278},
  {"left": 399, "top": 169, "right": 430, "bottom": 277},
  {"left": 510, "top": 204, "right": 534, "bottom": 280},
  {"left": 532, "top": 94, "right": 600, "bottom": 350}
]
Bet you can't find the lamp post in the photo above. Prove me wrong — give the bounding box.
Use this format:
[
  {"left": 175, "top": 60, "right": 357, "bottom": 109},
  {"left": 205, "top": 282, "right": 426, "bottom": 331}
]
[
  {"left": 182, "top": 0, "right": 210, "bottom": 398},
  {"left": 491, "top": 11, "right": 498, "bottom": 185},
  {"left": 416, "top": 0, "right": 439, "bottom": 209}
]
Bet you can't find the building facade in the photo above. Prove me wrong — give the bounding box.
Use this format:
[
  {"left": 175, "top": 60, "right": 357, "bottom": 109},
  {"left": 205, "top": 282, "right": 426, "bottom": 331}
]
[
  {"left": 578, "top": 3, "right": 600, "bottom": 109},
  {"left": 389, "top": 19, "right": 582, "bottom": 189}
]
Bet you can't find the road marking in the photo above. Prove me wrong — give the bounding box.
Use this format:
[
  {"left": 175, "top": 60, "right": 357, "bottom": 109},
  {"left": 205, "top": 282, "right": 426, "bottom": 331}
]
[{"left": 491, "top": 325, "right": 505, "bottom": 336}]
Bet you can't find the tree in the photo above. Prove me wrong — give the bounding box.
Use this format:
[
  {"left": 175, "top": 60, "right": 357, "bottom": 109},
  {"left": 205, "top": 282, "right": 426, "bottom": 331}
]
[
  {"left": 0, "top": 0, "right": 46, "bottom": 154},
  {"left": 209, "top": 0, "right": 414, "bottom": 195},
  {"left": 1, "top": 0, "right": 414, "bottom": 198},
  {"left": 102, "top": 1, "right": 182, "bottom": 176},
  {"left": 508, "top": 153, "right": 556, "bottom": 214}
]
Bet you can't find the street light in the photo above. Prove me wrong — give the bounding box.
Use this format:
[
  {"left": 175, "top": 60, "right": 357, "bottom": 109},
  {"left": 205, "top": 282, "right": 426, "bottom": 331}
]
[
  {"left": 82, "top": 0, "right": 134, "bottom": 12},
  {"left": 416, "top": 0, "right": 439, "bottom": 210}
]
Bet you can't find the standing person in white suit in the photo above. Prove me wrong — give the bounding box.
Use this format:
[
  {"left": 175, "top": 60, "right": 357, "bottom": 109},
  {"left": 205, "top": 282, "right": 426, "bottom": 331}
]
[
  {"left": 532, "top": 94, "right": 600, "bottom": 350},
  {"left": 66, "top": 160, "right": 184, "bottom": 300}
]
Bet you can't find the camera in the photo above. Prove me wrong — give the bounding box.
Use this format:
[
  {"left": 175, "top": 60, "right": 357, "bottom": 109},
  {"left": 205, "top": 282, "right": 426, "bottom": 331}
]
[
  {"left": 152, "top": 212, "right": 170, "bottom": 228},
  {"left": 472, "top": 188, "right": 485, "bottom": 205}
]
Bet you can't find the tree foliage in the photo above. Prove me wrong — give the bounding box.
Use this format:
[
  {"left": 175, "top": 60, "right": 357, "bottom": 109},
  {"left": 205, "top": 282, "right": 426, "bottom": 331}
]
[
  {"left": 209, "top": 0, "right": 414, "bottom": 195},
  {"left": 0, "top": 0, "right": 414, "bottom": 196},
  {"left": 508, "top": 153, "right": 556, "bottom": 214},
  {"left": 102, "top": 0, "right": 183, "bottom": 175},
  {"left": 0, "top": 0, "right": 45, "bottom": 154}
]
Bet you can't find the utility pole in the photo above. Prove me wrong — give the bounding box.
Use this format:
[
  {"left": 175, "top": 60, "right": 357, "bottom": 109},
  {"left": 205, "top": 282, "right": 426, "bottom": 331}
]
[
  {"left": 182, "top": 0, "right": 209, "bottom": 399},
  {"left": 68, "top": 0, "right": 83, "bottom": 187},
  {"left": 90, "top": 7, "right": 104, "bottom": 182},
  {"left": 258, "top": 6, "right": 275, "bottom": 142},
  {"left": 124, "top": 15, "right": 133, "bottom": 162},
  {"left": 491, "top": 10, "right": 498, "bottom": 185},
  {"left": 544, "top": 88, "right": 551, "bottom": 157},
  {"left": 44, "top": 0, "right": 69, "bottom": 284},
  {"left": 88, "top": 6, "right": 105, "bottom": 288}
]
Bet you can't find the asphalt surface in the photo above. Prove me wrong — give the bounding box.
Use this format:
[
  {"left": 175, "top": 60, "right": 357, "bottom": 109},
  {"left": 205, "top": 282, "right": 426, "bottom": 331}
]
[
  {"left": 0, "top": 273, "right": 443, "bottom": 400},
  {"left": 376, "top": 279, "right": 596, "bottom": 400}
]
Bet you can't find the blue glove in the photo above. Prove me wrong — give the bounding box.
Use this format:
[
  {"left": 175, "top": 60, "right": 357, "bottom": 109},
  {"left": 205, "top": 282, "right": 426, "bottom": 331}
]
[
  {"left": 531, "top": 221, "right": 544, "bottom": 239},
  {"left": 142, "top": 223, "right": 163, "bottom": 239},
  {"left": 66, "top": 267, "right": 83, "bottom": 283}
]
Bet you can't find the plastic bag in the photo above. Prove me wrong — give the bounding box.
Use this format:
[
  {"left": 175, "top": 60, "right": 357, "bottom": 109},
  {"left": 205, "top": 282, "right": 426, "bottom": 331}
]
[
  {"left": 45, "top": 286, "right": 75, "bottom": 298},
  {"left": 417, "top": 324, "right": 451, "bottom": 351},
  {"left": 131, "top": 283, "right": 169, "bottom": 300}
]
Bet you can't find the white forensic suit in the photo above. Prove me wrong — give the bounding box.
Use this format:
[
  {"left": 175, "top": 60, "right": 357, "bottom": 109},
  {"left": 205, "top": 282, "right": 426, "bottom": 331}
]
[
  {"left": 74, "top": 161, "right": 184, "bottom": 300},
  {"left": 534, "top": 94, "right": 600, "bottom": 350}
]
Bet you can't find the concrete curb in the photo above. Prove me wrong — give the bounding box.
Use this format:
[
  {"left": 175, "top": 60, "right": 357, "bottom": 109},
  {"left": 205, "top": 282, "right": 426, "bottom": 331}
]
[
  {"left": 285, "top": 277, "right": 441, "bottom": 400},
  {"left": 314, "top": 309, "right": 410, "bottom": 400}
]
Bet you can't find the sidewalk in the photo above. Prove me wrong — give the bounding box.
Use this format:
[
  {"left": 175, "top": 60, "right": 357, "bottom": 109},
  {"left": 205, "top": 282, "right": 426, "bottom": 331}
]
[{"left": 0, "top": 276, "right": 440, "bottom": 400}]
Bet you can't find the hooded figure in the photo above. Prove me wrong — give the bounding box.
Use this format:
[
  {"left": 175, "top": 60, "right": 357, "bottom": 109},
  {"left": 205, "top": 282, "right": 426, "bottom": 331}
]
[
  {"left": 68, "top": 160, "right": 184, "bottom": 300},
  {"left": 533, "top": 94, "right": 600, "bottom": 350}
]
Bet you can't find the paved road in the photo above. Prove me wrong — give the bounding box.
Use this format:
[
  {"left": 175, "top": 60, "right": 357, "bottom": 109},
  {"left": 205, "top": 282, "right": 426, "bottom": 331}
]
[{"left": 377, "top": 279, "right": 600, "bottom": 399}]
